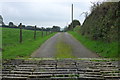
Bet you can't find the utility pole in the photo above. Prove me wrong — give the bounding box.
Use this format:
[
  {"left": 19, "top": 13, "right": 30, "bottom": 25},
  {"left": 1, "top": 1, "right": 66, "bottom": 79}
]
[{"left": 72, "top": 4, "right": 73, "bottom": 31}]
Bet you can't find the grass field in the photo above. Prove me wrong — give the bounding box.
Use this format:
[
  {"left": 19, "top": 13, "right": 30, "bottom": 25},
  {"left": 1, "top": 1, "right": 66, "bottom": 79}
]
[
  {"left": 69, "top": 27, "right": 118, "bottom": 58},
  {"left": 2, "top": 27, "right": 56, "bottom": 59}
]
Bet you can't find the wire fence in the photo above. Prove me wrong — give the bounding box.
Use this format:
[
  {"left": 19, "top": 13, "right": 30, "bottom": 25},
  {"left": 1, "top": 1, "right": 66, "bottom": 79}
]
[{"left": 2, "top": 23, "right": 54, "bottom": 48}]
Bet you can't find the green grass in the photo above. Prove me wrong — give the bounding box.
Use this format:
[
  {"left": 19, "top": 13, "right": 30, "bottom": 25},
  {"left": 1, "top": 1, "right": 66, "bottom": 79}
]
[
  {"left": 69, "top": 31, "right": 118, "bottom": 58},
  {"left": 2, "top": 27, "right": 56, "bottom": 59},
  {"left": 55, "top": 41, "right": 75, "bottom": 58}
]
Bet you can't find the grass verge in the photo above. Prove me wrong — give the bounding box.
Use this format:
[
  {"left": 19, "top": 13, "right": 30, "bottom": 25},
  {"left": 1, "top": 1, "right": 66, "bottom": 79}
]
[
  {"left": 69, "top": 31, "right": 118, "bottom": 58},
  {"left": 2, "top": 27, "right": 56, "bottom": 59}
]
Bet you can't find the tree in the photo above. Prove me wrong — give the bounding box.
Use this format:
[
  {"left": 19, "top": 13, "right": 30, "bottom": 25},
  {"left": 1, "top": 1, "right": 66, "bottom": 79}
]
[
  {"left": 80, "top": 12, "right": 89, "bottom": 18},
  {"left": 46, "top": 28, "right": 51, "bottom": 31},
  {"left": 72, "top": 20, "right": 81, "bottom": 28},
  {"left": 0, "top": 15, "right": 3, "bottom": 26},
  {"left": 22, "top": 25, "right": 25, "bottom": 28},
  {"left": 63, "top": 26, "right": 68, "bottom": 32},
  {"left": 9, "top": 22, "right": 14, "bottom": 27},
  {"left": 68, "top": 19, "right": 81, "bottom": 30},
  {"left": 52, "top": 26, "right": 60, "bottom": 32}
]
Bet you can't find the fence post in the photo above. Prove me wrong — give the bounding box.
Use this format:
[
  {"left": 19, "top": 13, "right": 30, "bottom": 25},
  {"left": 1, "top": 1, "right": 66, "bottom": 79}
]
[
  {"left": 34, "top": 25, "right": 36, "bottom": 40},
  {"left": 42, "top": 27, "right": 43, "bottom": 37},
  {"left": 19, "top": 23, "right": 22, "bottom": 43},
  {"left": 46, "top": 31, "right": 47, "bottom": 36}
]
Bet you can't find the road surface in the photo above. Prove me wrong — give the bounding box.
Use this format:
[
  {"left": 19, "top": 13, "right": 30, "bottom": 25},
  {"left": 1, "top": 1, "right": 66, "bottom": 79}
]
[{"left": 31, "top": 32, "right": 100, "bottom": 58}]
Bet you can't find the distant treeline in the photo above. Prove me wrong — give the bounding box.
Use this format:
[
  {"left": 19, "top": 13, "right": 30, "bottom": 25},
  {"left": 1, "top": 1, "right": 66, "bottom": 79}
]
[{"left": 1, "top": 22, "right": 61, "bottom": 32}]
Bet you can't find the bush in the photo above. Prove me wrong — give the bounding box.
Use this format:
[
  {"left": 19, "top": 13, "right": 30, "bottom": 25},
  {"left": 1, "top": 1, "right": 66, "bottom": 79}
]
[{"left": 81, "top": 2, "right": 119, "bottom": 42}]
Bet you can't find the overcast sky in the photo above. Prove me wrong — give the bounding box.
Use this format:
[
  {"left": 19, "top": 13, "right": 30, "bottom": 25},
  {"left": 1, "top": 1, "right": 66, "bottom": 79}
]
[{"left": 0, "top": 0, "right": 105, "bottom": 28}]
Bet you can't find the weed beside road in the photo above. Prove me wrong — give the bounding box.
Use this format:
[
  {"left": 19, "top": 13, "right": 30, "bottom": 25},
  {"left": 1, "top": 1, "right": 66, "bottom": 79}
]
[{"left": 55, "top": 41, "right": 75, "bottom": 58}]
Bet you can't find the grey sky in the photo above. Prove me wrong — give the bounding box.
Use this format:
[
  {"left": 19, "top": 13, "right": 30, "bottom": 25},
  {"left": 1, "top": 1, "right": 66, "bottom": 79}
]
[{"left": 1, "top": 0, "right": 103, "bottom": 28}]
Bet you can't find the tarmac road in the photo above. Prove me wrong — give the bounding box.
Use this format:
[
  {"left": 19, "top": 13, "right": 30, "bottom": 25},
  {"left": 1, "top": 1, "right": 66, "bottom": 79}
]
[{"left": 31, "top": 32, "right": 99, "bottom": 58}]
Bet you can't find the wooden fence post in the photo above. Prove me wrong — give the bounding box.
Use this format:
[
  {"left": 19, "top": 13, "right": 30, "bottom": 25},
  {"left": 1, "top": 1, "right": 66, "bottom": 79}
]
[
  {"left": 46, "top": 31, "right": 47, "bottom": 36},
  {"left": 42, "top": 27, "right": 43, "bottom": 37},
  {"left": 19, "top": 23, "right": 22, "bottom": 43},
  {"left": 34, "top": 25, "right": 36, "bottom": 40}
]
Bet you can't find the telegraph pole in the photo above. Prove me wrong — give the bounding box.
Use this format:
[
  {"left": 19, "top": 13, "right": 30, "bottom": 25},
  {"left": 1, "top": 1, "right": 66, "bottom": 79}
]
[{"left": 72, "top": 4, "right": 73, "bottom": 30}]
